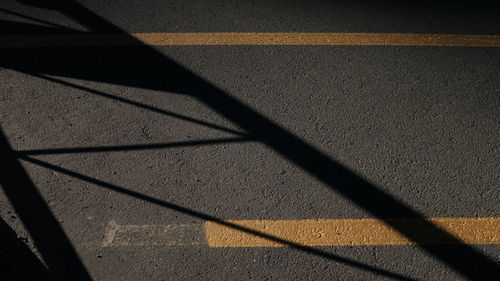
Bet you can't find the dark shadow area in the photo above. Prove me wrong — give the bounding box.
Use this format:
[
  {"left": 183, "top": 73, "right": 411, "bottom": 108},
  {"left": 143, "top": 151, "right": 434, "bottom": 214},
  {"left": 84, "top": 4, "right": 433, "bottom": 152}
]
[
  {"left": 0, "top": 131, "right": 92, "bottom": 281},
  {"left": 0, "top": 219, "right": 49, "bottom": 281},
  {"left": 2, "top": 0, "right": 500, "bottom": 36},
  {"left": 0, "top": 19, "right": 75, "bottom": 35},
  {"left": 0, "top": 0, "right": 499, "bottom": 280},
  {"left": 0, "top": 7, "right": 74, "bottom": 33}
]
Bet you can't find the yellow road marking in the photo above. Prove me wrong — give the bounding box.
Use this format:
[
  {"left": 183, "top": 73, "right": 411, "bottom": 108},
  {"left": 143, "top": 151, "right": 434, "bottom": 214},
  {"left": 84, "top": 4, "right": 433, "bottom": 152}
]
[
  {"left": 102, "top": 218, "right": 500, "bottom": 247},
  {"left": 205, "top": 217, "right": 500, "bottom": 247},
  {"left": 2, "top": 33, "right": 500, "bottom": 48}
]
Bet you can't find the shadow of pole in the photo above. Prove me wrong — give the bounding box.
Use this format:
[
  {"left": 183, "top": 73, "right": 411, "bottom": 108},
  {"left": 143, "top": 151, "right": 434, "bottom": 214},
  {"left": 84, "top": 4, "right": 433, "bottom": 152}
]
[
  {"left": 0, "top": 218, "right": 50, "bottom": 281},
  {"left": 17, "top": 137, "right": 255, "bottom": 155},
  {"left": 0, "top": 130, "right": 92, "bottom": 281}
]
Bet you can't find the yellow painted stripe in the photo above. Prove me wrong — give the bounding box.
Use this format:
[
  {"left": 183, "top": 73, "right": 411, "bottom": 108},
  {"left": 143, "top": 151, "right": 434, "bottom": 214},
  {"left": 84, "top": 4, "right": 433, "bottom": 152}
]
[
  {"left": 205, "top": 217, "right": 500, "bottom": 247},
  {"left": 1, "top": 33, "right": 500, "bottom": 48}
]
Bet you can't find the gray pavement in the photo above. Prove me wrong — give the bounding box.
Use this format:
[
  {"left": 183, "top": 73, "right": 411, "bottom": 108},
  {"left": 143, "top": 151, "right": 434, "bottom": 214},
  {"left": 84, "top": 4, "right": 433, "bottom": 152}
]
[{"left": 0, "top": 0, "right": 499, "bottom": 280}]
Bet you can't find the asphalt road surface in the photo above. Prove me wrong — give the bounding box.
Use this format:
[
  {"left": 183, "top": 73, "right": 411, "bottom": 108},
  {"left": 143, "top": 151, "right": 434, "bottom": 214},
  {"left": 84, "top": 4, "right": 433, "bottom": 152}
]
[{"left": 0, "top": 0, "right": 499, "bottom": 280}]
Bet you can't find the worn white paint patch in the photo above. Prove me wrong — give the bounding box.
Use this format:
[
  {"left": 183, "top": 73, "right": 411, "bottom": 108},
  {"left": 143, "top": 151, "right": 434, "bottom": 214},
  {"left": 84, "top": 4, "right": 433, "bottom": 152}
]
[
  {"left": 102, "top": 220, "right": 119, "bottom": 247},
  {"left": 102, "top": 220, "right": 206, "bottom": 247}
]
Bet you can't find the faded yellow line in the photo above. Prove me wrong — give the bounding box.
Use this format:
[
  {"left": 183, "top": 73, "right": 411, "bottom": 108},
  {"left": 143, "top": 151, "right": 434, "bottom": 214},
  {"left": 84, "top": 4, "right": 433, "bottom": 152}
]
[
  {"left": 205, "top": 217, "right": 500, "bottom": 247},
  {"left": 1, "top": 33, "right": 500, "bottom": 48}
]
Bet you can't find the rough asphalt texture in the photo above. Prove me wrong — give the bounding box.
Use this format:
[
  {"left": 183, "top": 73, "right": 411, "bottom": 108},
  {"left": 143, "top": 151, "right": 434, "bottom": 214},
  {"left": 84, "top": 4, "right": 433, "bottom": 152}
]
[{"left": 0, "top": 0, "right": 499, "bottom": 280}]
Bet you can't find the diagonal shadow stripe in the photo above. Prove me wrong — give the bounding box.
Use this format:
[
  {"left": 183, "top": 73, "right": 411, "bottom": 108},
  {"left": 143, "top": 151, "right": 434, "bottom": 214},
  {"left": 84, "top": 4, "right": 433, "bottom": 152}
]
[
  {"left": 0, "top": 130, "right": 92, "bottom": 281},
  {"left": 18, "top": 155, "right": 417, "bottom": 281},
  {"left": 0, "top": 218, "right": 50, "bottom": 281},
  {"left": 16, "top": 137, "right": 254, "bottom": 155}
]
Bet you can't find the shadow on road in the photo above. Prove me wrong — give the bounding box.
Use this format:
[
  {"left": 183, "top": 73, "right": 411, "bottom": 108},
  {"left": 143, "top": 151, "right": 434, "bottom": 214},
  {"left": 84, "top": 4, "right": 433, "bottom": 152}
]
[
  {"left": 0, "top": 219, "right": 49, "bottom": 281},
  {"left": 0, "top": 1, "right": 499, "bottom": 280}
]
